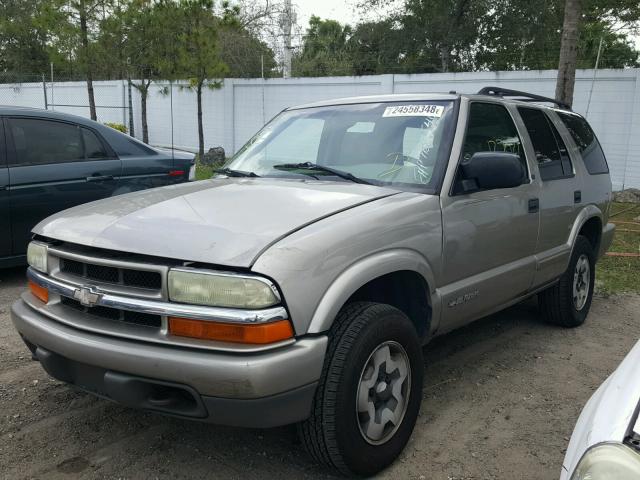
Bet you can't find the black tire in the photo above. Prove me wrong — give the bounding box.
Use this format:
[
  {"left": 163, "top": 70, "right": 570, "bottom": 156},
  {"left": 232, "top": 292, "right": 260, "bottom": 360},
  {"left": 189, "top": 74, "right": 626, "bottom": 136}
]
[
  {"left": 538, "top": 235, "right": 596, "bottom": 327},
  {"left": 298, "top": 302, "right": 424, "bottom": 477}
]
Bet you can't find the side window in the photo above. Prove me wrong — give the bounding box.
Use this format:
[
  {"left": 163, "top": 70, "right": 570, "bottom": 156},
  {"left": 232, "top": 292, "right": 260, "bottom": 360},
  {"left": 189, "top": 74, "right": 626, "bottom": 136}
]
[
  {"left": 557, "top": 112, "right": 609, "bottom": 175},
  {"left": 518, "top": 107, "right": 573, "bottom": 181},
  {"left": 9, "top": 118, "right": 83, "bottom": 166},
  {"left": 462, "top": 103, "right": 525, "bottom": 162},
  {"left": 82, "top": 128, "right": 109, "bottom": 159},
  {"left": 454, "top": 102, "right": 527, "bottom": 193}
]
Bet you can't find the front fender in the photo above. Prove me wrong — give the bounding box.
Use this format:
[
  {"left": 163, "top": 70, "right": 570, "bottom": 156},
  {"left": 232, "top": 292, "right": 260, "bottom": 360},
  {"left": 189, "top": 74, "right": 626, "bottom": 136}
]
[{"left": 307, "top": 249, "right": 439, "bottom": 334}]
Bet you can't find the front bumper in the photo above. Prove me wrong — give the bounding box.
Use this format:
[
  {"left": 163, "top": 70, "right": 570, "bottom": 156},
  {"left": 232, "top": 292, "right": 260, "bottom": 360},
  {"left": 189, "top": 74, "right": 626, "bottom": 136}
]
[{"left": 11, "top": 299, "right": 327, "bottom": 428}]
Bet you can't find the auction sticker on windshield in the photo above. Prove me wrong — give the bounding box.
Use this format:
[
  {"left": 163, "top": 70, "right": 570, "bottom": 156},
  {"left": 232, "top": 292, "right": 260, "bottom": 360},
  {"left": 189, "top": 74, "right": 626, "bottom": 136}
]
[{"left": 383, "top": 105, "right": 444, "bottom": 118}]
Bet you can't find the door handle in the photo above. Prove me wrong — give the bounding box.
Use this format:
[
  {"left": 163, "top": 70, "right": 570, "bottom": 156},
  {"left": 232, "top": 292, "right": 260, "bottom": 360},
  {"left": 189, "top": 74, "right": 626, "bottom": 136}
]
[
  {"left": 528, "top": 198, "right": 539, "bottom": 213},
  {"left": 574, "top": 190, "right": 582, "bottom": 204},
  {"left": 86, "top": 175, "right": 114, "bottom": 182}
]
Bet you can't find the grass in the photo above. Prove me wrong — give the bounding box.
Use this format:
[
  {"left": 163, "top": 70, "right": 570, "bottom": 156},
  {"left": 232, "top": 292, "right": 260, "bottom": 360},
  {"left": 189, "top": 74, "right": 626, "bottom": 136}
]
[
  {"left": 596, "top": 202, "right": 640, "bottom": 295},
  {"left": 195, "top": 162, "right": 216, "bottom": 180}
]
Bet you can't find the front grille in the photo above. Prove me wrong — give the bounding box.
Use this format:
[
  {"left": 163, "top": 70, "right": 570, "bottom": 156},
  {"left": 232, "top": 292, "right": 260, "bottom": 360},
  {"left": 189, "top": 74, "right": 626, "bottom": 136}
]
[
  {"left": 60, "top": 258, "right": 162, "bottom": 290},
  {"left": 60, "top": 296, "right": 161, "bottom": 328}
]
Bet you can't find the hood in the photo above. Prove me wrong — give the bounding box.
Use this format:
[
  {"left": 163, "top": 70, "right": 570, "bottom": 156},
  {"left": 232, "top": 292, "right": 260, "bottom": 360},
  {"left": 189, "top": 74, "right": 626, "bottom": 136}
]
[
  {"left": 562, "top": 339, "right": 640, "bottom": 475},
  {"left": 33, "top": 178, "right": 397, "bottom": 267}
]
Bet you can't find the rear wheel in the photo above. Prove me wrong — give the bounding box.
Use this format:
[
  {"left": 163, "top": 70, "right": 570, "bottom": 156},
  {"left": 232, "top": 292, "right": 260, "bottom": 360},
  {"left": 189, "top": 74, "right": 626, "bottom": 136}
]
[
  {"left": 298, "top": 302, "right": 423, "bottom": 476},
  {"left": 539, "top": 235, "right": 595, "bottom": 327}
]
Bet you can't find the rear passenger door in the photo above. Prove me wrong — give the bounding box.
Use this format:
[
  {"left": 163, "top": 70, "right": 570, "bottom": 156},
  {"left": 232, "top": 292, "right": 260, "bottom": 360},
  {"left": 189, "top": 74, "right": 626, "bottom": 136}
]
[
  {"left": 0, "top": 119, "right": 10, "bottom": 258},
  {"left": 113, "top": 137, "right": 181, "bottom": 193},
  {"left": 6, "top": 117, "right": 122, "bottom": 255},
  {"left": 516, "top": 107, "right": 581, "bottom": 286}
]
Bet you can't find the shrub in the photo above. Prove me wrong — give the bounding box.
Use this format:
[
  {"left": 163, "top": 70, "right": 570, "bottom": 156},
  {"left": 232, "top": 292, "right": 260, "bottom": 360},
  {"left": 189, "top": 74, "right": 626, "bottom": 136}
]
[{"left": 104, "top": 122, "right": 127, "bottom": 133}]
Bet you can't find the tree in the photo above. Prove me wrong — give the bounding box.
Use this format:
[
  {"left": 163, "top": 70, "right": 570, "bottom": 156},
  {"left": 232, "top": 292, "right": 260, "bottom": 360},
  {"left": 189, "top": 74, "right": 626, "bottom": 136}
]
[
  {"left": 218, "top": 26, "right": 277, "bottom": 78},
  {"left": 293, "top": 16, "right": 354, "bottom": 76},
  {"left": 348, "top": 20, "right": 408, "bottom": 75},
  {"left": 556, "top": 0, "right": 582, "bottom": 107},
  {"left": 0, "top": 0, "right": 59, "bottom": 77},
  {"left": 48, "top": 0, "right": 113, "bottom": 120},
  {"left": 175, "top": 0, "right": 229, "bottom": 159}
]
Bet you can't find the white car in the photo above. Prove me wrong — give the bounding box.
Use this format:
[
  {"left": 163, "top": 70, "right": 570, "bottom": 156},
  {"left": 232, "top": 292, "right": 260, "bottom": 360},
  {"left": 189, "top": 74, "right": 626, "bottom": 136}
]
[{"left": 561, "top": 340, "right": 640, "bottom": 479}]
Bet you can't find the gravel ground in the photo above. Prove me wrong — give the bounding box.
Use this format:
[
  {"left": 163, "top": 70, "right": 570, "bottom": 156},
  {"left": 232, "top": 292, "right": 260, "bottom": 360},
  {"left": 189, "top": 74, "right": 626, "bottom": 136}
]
[{"left": 1, "top": 266, "right": 639, "bottom": 480}]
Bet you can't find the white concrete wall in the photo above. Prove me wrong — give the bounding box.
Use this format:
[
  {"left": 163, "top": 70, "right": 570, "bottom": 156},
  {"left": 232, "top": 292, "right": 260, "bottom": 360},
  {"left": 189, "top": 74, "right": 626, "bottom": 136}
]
[{"left": 2, "top": 69, "right": 639, "bottom": 190}]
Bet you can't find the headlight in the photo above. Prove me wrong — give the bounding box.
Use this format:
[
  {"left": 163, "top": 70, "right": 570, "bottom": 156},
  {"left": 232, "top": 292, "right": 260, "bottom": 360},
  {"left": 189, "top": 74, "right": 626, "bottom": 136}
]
[
  {"left": 27, "top": 242, "right": 48, "bottom": 273},
  {"left": 168, "top": 269, "right": 280, "bottom": 309},
  {"left": 571, "top": 443, "right": 640, "bottom": 480}
]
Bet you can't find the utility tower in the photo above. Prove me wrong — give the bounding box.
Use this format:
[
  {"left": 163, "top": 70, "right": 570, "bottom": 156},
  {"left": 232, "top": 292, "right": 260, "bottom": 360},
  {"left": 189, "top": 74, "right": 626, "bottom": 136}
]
[{"left": 280, "top": 0, "right": 295, "bottom": 78}]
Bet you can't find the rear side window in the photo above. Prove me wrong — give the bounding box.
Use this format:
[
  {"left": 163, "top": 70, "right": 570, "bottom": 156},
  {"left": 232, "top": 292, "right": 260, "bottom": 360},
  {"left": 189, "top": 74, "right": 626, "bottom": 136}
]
[
  {"left": 105, "top": 131, "right": 157, "bottom": 157},
  {"left": 557, "top": 112, "right": 609, "bottom": 174},
  {"left": 9, "top": 118, "right": 83, "bottom": 166},
  {"left": 82, "top": 128, "right": 109, "bottom": 159},
  {"left": 518, "top": 107, "right": 573, "bottom": 181}
]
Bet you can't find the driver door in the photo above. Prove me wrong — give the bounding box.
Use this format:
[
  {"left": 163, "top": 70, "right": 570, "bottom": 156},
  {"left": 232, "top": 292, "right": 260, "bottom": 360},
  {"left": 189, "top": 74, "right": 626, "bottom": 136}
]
[{"left": 438, "top": 102, "right": 540, "bottom": 333}]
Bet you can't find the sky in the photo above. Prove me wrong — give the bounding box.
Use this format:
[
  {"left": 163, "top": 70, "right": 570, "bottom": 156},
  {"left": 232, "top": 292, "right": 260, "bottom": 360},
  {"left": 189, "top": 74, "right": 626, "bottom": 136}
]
[{"left": 294, "top": 0, "right": 359, "bottom": 28}]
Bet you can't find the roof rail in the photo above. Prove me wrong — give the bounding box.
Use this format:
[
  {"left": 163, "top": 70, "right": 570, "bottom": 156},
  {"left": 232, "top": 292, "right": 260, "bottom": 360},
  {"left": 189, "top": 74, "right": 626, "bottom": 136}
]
[{"left": 477, "top": 86, "right": 572, "bottom": 111}]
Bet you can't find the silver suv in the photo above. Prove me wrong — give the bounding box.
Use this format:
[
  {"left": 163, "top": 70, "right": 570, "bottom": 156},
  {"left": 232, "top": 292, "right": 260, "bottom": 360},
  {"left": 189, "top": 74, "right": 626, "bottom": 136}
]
[{"left": 12, "top": 88, "right": 615, "bottom": 476}]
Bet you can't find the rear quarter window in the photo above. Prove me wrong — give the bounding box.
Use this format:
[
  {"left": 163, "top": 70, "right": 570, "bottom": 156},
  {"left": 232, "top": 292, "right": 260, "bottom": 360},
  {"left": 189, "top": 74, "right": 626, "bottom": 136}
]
[
  {"left": 102, "top": 128, "right": 157, "bottom": 157},
  {"left": 557, "top": 112, "right": 609, "bottom": 175}
]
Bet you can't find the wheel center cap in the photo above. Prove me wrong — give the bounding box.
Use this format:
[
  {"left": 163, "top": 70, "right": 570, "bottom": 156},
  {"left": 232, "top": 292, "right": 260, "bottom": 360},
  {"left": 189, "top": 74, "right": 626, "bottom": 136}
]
[{"left": 376, "top": 381, "right": 387, "bottom": 394}]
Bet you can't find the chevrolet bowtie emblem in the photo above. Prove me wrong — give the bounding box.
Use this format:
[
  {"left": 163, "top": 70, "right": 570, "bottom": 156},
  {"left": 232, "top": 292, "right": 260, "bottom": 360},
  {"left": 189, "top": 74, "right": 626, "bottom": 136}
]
[{"left": 73, "top": 285, "right": 103, "bottom": 307}]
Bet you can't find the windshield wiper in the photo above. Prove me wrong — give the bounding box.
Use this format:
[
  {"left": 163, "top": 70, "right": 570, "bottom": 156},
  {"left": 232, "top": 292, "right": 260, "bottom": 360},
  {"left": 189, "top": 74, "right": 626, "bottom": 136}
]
[
  {"left": 273, "top": 162, "right": 372, "bottom": 185},
  {"left": 214, "top": 167, "right": 260, "bottom": 178}
]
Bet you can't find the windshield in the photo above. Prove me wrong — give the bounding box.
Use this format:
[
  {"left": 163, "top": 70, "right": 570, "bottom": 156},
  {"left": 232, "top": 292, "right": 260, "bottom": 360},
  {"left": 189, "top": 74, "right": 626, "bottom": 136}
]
[{"left": 225, "top": 100, "right": 457, "bottom": 192}]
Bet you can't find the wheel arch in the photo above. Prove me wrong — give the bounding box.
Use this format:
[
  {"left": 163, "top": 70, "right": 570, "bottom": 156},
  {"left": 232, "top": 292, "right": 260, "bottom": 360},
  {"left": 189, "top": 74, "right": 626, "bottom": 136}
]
[
  {"left": 568, "top": 206, "right": 604, "bottom": 259},
  {"left": 306, "top": 249, "right": 438, "bottom": 337}
]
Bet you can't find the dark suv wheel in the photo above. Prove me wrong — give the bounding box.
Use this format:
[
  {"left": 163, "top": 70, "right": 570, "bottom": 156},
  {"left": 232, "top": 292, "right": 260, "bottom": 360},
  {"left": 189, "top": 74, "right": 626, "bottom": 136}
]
[
  {"left": 539, "top": 235, "right": 596, "bottom": 327},
  {"left": 298, "top": 302, "right": 424, "bottom": 476}
]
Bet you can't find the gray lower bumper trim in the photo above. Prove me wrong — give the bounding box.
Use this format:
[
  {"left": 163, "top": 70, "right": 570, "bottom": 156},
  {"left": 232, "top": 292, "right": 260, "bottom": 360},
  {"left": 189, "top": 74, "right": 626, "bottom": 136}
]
[
  {"left": 21, "top": 338, "right": 316, "bottom": 428},
  {"left": 11, "top": 299, "right": 327, "bottom": 398},
  {"left": 202, "top": 383, "right": 318, "bottom": 428}
]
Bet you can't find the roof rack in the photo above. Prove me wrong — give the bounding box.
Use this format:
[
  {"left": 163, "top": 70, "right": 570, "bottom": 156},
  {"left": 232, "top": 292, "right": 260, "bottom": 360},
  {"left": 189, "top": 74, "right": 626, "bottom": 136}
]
[{"left": 477, "top": 86, "right": 572, "bottom": 111}]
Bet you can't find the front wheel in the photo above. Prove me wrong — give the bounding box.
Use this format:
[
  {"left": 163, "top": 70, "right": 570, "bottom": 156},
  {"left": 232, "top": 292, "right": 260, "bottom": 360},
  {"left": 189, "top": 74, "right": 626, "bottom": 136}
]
[
  {"left": 298, "top": 302, "right": 424, "bottom": 476},
  {"left": 539, "top": 235, "right": 596, "bottom": 327}
]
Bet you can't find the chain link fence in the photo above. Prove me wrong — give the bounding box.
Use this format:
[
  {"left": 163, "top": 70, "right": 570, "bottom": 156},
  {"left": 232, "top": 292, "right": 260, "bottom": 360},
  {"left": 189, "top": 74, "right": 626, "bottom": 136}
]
[{"left": 0, "top": 72, "right": 130, "bottom": 132}]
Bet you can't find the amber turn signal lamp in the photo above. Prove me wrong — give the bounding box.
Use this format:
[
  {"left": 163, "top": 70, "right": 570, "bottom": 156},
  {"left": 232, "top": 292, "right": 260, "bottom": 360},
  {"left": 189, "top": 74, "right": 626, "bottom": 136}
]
[
  {"left": 28, "top": 280, "right": 49, "bottom": 304},
  {"left": 168, "top": 317, "right": 294, "bottom": 344}
]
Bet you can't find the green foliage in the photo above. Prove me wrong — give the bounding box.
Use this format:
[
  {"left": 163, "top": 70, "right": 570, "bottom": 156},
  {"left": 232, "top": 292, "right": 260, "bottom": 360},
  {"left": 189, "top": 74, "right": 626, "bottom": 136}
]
[
  {"left": 293, "top": 16, "right": 354, "bottom": 76},
  {"left": 104, "top": 122, "right": 127, "bottom": 133}
]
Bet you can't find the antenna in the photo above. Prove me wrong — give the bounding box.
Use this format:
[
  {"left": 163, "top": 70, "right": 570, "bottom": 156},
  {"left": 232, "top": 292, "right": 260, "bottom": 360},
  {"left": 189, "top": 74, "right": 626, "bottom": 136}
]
[{"left": 585, "top": 37, "right": 603, "bottom": 119}]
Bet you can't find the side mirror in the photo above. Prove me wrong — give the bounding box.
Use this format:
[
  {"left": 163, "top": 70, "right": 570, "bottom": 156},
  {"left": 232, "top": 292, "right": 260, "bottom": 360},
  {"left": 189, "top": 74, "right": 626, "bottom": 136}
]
[{"left": 460, "top": 152, "right": 525, "bottom": 191}]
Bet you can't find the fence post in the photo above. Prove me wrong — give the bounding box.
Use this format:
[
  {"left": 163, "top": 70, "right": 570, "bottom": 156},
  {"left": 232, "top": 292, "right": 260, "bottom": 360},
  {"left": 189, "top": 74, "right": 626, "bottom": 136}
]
[
  {"left": 121, "top": 79, "right": 127, "bottom": 127},
  {"left": 42, "top": 74, "right": 48, "bottom": 109}
]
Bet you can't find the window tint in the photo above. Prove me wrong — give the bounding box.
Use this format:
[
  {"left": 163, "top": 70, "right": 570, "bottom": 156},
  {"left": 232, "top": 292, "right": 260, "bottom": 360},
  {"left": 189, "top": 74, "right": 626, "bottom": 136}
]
[
  {"left": 106, "top": 133, "right": 156, "bottom": 156},
  {"left": 557, "top": 112, "right": 609, "bottom": 174},
  {"left": 9, "top": 118, "right": 83, "bottom": 166},
  {"left": 462, "top": 103, "right": 525, "bottom": 162},
  {"left": 518, "top": 107, "right": 573, "bottom": 181},
  {"left": 82, "top": 128, "right": 109, "bottom": 159}
]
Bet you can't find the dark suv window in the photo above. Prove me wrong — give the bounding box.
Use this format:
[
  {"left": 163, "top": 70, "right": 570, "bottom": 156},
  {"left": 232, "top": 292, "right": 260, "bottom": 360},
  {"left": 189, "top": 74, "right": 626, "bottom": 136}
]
[
  {"left": 455, "top": 102, "right": 527, "bottom": 193},
  {"left": 462, "top": 103, "right": 525, "bottom": 163},
  {"left": 557, "top": 112, "right": 609, "bottom": 175},
  {"left": 9, "top": 118, "right": 83, "bottom": 166},
  {"left": 518, "top": 107, "right": 573, "bottom": 181}
]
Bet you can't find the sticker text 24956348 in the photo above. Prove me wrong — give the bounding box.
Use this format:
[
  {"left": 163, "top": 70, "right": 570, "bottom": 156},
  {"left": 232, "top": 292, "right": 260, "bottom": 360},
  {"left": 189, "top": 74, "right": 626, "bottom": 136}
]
[{"left": 383, "top": 104, "right": 444, "bottom": 118}]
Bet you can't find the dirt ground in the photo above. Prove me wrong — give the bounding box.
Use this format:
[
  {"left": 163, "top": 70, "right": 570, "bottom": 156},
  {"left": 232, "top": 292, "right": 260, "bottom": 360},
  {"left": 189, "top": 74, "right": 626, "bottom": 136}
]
[{"left": 1, "top": 266, "right": 639, "bottom": 480}]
